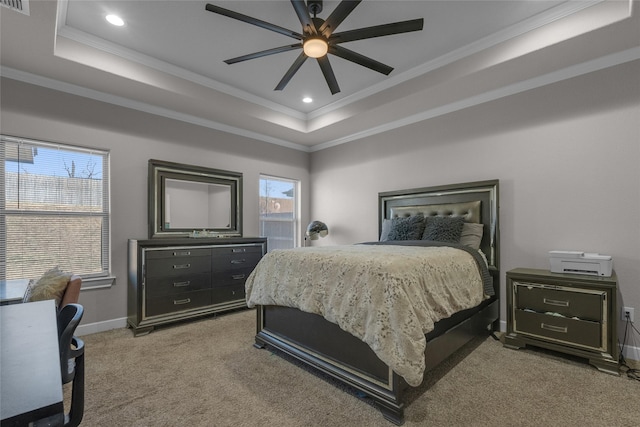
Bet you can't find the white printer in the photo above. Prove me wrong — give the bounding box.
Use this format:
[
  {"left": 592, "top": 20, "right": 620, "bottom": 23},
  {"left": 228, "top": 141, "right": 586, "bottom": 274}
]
[{"left": 549, "top": 250, "right": 613, "bottom": 277}]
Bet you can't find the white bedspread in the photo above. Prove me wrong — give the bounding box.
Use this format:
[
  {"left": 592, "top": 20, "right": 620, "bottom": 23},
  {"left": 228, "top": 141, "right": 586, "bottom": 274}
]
[{"left": 245, "top": 244, "right": 485, "bottom": 386}]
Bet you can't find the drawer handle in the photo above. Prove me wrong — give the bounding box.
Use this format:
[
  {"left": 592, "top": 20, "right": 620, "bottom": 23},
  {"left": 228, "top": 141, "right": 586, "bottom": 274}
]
[
  {"left": 232, "top": 274, "right": 245, "bottom": 280},
  {"left": 173, "top": 263, "right": 191, "bottom": 269},
  {"left": 540, "top": 323, "right": 568, "bottom": 334},
  {"left": 232, "top": 248, "right": 246, "bottom": 253},
  {"left": 173, "top": 298, "right": 191, "bottom": 305},
  {"left": 173, "top": 251, "right": 191, "bottom": 256},
  {"left": 543, "top": 298, "right": 569, "bottom": 307},
  {"left": 230, "top": 259, "right": 246, "bottom": 264},
  {"left": 173, "top": 281, "right": 191, "bottom": 287}
]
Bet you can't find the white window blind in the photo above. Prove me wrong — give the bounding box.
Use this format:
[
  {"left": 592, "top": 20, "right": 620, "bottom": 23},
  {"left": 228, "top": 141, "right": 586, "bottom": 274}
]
[{"left": 1, "top": 136, "right": 110, "bottom": 282}]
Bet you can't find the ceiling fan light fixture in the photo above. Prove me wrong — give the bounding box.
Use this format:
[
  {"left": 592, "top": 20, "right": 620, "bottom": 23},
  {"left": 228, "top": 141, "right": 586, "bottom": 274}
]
[{"left": 303, "top": 38, "right": 328, "bottom": 58}]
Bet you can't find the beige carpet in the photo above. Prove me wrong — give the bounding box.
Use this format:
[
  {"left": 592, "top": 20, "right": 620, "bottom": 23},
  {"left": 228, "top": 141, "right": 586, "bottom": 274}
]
[{"left": 74, "top": 309, "right": 639, "bottom": 426}]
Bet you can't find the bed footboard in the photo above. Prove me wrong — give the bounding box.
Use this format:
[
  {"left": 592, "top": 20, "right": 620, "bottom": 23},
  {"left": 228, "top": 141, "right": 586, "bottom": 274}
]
[{"left": 254, "top": 299, "right": 499, "bottom": 425}]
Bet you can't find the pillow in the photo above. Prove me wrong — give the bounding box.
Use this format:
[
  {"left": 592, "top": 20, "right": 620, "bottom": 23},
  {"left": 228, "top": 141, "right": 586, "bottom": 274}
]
[
  {"left": 422, "top": 216, "right": 465, "bottom": 243},
  {"left": 459, "top": 222, "right": 484, "bottom": 249},
  {"left": 379, "top": 219, "right": 392, "bottom": 241},
  {"left": 387, "top": 214, "right": 425, "bottom": 241},
  {"left": 28, "top": 266, "right": 73, "bottom": 307}
]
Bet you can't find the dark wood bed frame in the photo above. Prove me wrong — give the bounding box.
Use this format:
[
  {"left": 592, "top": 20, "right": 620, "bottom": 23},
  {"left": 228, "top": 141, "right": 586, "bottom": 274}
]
[{"left": 253, "top": 180, "right": 500, "bottom": 425}]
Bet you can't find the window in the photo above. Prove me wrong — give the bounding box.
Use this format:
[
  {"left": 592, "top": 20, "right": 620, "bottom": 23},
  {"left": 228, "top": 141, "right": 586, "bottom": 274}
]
[
  {"left": 1, "top": 136, "right": 111, "bottom": 287},
  {"left": 259, "top": 175, "right": 299, "bottom": 250}
]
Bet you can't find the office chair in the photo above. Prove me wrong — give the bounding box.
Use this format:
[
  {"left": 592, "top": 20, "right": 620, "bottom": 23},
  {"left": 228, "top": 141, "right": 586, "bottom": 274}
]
[{"left": 57, "top": 303, "right": 85, "bottom": 427}]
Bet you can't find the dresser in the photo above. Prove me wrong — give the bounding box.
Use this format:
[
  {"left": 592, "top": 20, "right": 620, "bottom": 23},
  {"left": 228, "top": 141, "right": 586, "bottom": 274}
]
[
  {"left": 504, "top": 268, "right": 618, "bottom": 375},
  {"left": 128, "top": 237, "right": 266, "bottom": 336}
]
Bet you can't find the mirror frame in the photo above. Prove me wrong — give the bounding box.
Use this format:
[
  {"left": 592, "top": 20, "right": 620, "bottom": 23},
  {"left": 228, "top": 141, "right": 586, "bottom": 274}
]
[{"left": 148, "top": 159, "right": 242, "bottom": 238}]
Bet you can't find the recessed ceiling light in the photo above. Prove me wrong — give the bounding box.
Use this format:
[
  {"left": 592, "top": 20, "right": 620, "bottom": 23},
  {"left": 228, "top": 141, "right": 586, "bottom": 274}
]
[
  {"left": 302, "top": 97, "right": 313, "bottom": 103},
  {"left": 105, "top": 14, "right": 125, "bottom": 27}
]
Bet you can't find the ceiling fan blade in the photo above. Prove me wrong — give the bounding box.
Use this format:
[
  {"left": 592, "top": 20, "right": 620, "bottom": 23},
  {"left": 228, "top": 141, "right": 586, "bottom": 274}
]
[
  {"left": 330, "top": 18, "right": 424, "bottom": 44},
  {"left": 225, "top": 44, "right": 302, "bottom": 65},
  {"left": 318, "top": 0, "right": 361, "bottom": 37},
  {"left": 290, "top": 0, "right": 316, "bottom": 35},
  {"left": 205, "top": 3, "right": 303, "bottom": 40},
  {"left": 329, "top": 45, "right": 393, "bottom": 75},
  {"left": 275, "top": 52, "right": 308, "bottom": 91},
  {"left": 317, "top": 56, "right": 340, "bottom": 95}
]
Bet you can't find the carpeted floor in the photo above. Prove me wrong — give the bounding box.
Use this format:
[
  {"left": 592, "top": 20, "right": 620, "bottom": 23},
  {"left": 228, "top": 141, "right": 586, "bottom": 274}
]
[{"left": 72, "top": 309, "right": 639, "bottom": 426}]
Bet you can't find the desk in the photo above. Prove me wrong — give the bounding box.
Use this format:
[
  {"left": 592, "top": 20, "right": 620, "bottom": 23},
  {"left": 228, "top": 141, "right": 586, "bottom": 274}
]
[
  {"left": 0, "top": 300, "right": 64, "bottom": 426},
  {"left": 0, "top": 279, "right": 30, "bottom": 305}
]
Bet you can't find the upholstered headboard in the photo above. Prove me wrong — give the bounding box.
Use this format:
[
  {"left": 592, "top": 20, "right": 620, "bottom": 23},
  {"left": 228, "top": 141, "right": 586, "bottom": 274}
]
[
  {"left": 390, "top": 201, "right": 482, "bottom": 223},
  {"left": 379, "top": 180, "right": 499, "bottom": 273}
]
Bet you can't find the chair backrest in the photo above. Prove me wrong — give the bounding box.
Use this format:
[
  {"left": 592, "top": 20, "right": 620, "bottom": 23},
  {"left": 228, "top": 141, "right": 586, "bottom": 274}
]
[
  {"left": 60, "top": 276, "right": 82, "bottom": 308},
  {"left": 57, "top": 303, "right": 84, "bottom": 384}
]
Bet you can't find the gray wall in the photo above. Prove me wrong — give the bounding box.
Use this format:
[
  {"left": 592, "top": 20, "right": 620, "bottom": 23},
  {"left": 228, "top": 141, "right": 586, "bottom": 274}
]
[
  {"left": 0, "top": 78, "right": 310, "bottom": 330},
  {"left": 309, "top": 61, "right": 640, "bottom": 350}
]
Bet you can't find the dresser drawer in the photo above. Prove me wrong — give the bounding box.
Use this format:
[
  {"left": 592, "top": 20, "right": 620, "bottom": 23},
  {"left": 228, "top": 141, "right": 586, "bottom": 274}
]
[
  {"left": 514, "top": 310, "right": 602, "bottom": 351},
  {"left": 211, "top": 284, "right": 245, "bottom": 304},
  {"left": 211, "top": 247, "right": 262, "bottom": 272},
  {"left": 145, "top": 272, "right": 212, "bottom": 298},
  {"left": 146, "top": 255, "right": 211, "bottom": 277},
  {"left": 514, "top": 282, "right": 603, "bottom": 321},
  {"left": 212, "top": 267, "right": 254, "bottom": 287},
  {"left": 145, "top": 289, "right": 212, "bottom": 317},
  {"left": 145, "top": 247, "right": 211, "bottom": 260}
]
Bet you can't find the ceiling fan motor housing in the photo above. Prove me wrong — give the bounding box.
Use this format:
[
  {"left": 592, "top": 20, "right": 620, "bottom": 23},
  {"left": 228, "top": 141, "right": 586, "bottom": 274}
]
[{"left": 308, "top": 0, "right": 323, "bottom": 16}]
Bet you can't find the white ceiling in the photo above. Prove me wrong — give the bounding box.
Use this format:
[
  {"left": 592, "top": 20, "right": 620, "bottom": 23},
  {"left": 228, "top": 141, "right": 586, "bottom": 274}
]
[{"left": 1, "top": 1, "right": 638, "bottom": 151}]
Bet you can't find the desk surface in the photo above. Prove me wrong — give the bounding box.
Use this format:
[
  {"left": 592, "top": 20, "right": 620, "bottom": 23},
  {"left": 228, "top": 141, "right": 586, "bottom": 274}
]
[
  {"left": 0, "top": 279, "right": 30, "bottom": 305},
  {"left": 0, "top": 299, "right": 64, "bottom": 426}
]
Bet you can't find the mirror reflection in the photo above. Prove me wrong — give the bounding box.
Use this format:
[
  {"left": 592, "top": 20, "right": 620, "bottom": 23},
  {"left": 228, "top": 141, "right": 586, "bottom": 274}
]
[{"left": 164, "top": 179, "right": 231, "bottom": 229}]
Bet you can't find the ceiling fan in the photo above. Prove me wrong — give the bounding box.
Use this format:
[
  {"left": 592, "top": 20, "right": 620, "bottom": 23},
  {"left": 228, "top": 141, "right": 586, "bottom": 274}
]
[{"left": 205, "top": 0, "right": 424, "bottom": 95}]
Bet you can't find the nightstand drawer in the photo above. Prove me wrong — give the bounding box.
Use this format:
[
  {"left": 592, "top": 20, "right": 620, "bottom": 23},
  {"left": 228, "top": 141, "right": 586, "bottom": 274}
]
[
  {"left": 514, "top": 310, "right": 602, "bottom": 350},
  {"left": 514, "top": 282, "right": 603, "bottom": 321}
]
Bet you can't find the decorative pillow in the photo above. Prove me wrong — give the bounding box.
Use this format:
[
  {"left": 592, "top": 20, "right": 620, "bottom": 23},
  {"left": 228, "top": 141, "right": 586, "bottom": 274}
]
[
  {"left": 422, "top": 216, "right": 465, "bottom": 243},
  {"left": 28, "top": 266, "right": 73, "bottom": 307},
  {"left": 387, "top": 214, "right": 425, "bottom": 241},
  {"left": 379, "top": 219, "right": 392, "bottom": 241},
  {"left": 459, "top": 222, "right": 484, "bottom": 249}
]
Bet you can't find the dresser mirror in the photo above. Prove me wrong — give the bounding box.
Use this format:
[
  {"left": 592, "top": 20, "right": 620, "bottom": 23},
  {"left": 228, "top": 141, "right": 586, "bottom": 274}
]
[{"left": 148, "top": 159, "right": 242, "bottom": 238}]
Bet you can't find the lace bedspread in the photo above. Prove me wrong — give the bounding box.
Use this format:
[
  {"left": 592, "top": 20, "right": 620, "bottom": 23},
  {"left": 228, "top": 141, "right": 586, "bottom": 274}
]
[{"left": 245, "top": 243, "right": 487, "bottom": 386}]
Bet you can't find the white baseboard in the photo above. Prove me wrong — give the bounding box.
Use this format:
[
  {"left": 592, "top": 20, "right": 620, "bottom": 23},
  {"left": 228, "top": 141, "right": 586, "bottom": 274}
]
[
  {"left": 77, "top": 317, "right": 128, "bottom": 336},
  {"left": 76, "top": 317, "right": 640, "bottom": 364}
]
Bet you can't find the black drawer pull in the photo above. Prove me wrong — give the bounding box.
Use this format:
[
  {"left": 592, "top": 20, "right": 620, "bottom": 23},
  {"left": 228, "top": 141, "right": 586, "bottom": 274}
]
[
  {"left": 540, "top": 323, "right": 567, "bottom": 333},
  {"left": 173, "top": 281, "right": 191, "bottom": 287},
  {"left": 232, "top": 248, "right": 246, "bottom": 253},
  {"left": 173, "top": 298, "right": 191, "bottom": 305},
  {"left": 232, "top": 274, "right": 246, "bottom": 280},
  {"left": 173, "top": 251, "right": 191, "bottom": 257},
  {"left": 173, "top": 263, "right": 191, "bottom": 269},
  {"left": 230, "top": 259, "right": 246, "bottom": 264},
  {"left": 543, "top": 298, "right": 569, "bottom": 307}
]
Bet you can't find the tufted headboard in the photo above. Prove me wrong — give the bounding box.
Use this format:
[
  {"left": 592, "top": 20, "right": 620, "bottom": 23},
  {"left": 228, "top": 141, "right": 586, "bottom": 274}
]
[
  {"left": 379, "top": 180, "right": 499, "bottom": 275},
  {"left": 390, "top": 200, "right": 482, "bottom": 223}
]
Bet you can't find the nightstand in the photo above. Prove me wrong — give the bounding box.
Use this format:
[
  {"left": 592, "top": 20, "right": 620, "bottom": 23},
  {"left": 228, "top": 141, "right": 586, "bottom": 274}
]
[{"left": 504, "top": 268, "right": 619, "bottom": 375}]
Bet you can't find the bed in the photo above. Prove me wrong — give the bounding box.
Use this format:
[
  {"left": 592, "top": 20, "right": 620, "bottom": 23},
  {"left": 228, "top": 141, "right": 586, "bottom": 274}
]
[{"left": 246, "top": 180, "right": 500, "bottom": 425}]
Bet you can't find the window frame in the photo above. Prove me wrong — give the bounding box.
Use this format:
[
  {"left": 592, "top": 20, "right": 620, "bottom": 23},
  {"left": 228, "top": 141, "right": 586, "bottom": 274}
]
[
  {"left": 259, "top": 174, "right": 300, "bottom": 250},
  {"left": 1, "top": 135, "right": 114, "bottom": 289}
]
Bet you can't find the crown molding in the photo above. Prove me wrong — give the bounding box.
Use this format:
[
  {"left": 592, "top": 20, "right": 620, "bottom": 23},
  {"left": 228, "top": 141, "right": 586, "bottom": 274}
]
[
  {"left": 0, "top": 66, "right": 311, "bottom": 153},
  {"left": 310, "top": 46, "right": 640, "bottom": 152}
]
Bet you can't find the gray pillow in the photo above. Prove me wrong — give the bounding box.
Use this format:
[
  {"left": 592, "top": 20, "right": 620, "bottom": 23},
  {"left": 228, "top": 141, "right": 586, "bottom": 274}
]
[
  {"left": 379, "top": 219, "right": 392, "bottom": 241},
  {"left": 459, "top": 222, "right": 484, "bottom": 249},
  {"left": 422, "top": 216, "right": 465, "bottom": 243},
  {"left": 387, "top": 214, "right": 425, "bottom": 241}
]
